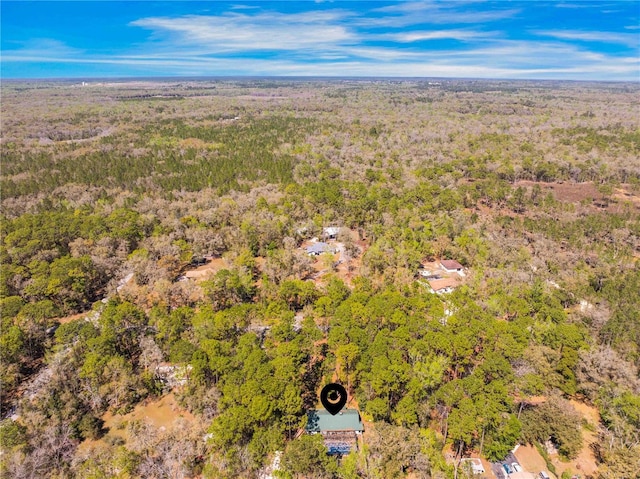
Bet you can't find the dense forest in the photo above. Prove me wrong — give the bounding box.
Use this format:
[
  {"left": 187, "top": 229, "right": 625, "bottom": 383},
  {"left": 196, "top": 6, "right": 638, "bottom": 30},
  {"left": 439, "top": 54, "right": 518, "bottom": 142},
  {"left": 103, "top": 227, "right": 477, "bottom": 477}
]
[{"left": 1, "top": 79, "right": 639, "bottom": 479}]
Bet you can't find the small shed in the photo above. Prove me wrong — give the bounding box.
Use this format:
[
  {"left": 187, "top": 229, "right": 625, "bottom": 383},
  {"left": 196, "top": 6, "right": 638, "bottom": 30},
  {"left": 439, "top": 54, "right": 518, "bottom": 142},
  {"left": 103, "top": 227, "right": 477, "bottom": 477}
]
[
  {"left": 306, "top": 409, "right": 364, "bottom": 455},
  {"left": 440, "top": 259, "right": 464, "bottom": 273},
  {"left": 460, "top": 458, "right": 485, "bottom": 475},
  {"left": 323, "top": 227, "right": 340, "bottom": 239}
]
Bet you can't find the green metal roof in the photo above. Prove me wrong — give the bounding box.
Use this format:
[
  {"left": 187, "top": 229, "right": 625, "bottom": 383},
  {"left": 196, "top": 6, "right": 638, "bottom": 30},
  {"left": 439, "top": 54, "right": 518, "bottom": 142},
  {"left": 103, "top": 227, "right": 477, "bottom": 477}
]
[{"left": 305, "top": 409, "right": 364, "bottom": 433}]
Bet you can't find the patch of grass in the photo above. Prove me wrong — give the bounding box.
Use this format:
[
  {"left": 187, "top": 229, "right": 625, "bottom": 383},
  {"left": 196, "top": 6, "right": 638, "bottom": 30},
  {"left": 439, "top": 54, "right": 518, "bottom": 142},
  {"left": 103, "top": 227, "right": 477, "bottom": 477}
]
[
  {"left": 105, "top": 435, "right": 126, "bottom": 447},
  {"left": 581, "top": 418, "right": 596, "bottom": 433},
  {"left": 535, "top": 442, "right": 558, "bottom": 477}
]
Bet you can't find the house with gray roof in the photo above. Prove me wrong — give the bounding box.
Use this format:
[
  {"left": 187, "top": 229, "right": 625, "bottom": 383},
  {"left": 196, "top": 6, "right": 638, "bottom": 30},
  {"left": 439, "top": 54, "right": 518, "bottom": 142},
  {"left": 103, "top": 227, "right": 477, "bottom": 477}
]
[{"left": 306, "top": 242, "right": 333, "bottom": 256}]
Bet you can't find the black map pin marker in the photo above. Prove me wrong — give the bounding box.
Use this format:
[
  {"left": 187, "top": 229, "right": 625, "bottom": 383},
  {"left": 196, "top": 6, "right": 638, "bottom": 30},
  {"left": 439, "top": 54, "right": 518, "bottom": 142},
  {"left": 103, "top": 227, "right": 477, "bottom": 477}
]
[{"left": 320, "top": 383, "right": 347, "bottom": 415}]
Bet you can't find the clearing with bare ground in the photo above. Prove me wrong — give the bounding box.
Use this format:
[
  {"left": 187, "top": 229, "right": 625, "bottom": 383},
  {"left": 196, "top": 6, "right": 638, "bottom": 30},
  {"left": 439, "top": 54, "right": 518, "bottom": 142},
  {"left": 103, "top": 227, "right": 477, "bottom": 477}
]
[
  {"left": 301, "top": 229, "right": 367, "bottom": 286},
  {"left": 78, "top": 393, "right": 195, "bottom": 453},
  {"left": 183, "top": 257, "right": 228, "bottom": 281},
  {"left": 55, "top": 311, "right": 89, "bottom": 324},
  {"left": 515, "top": 399, "right": 601, "bottom": 479},
  {"left": 515, "top": 444, "right": 554, "bottom": 478},
  {"left": 552, "top": 400, "right": 600, "bottom": 478},
  {"left": 514, "top": 180, "right": 640, "bottom": 212}
]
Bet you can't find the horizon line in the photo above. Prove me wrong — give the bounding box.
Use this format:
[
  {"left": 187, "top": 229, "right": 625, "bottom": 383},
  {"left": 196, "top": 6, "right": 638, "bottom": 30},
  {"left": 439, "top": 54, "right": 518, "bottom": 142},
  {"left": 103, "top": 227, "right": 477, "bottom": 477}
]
[{"left": 2, "top": 75, "right": 639, "bottom": 85}]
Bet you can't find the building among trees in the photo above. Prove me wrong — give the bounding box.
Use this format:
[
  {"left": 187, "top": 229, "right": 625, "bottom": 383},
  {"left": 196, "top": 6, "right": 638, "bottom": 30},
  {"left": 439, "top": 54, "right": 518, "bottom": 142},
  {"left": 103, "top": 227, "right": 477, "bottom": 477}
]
[
  {"left": 322, "top": 227, "right": 341, "bottom": 240},
  {"left": 440, "top": 259, "right": 465, "bottom": 275},
  {"left": 305, "top": 409, "right": 364, "bottom": 455},
  {"left": 306, "top": 242, "right": 334, "bottom": 256}
]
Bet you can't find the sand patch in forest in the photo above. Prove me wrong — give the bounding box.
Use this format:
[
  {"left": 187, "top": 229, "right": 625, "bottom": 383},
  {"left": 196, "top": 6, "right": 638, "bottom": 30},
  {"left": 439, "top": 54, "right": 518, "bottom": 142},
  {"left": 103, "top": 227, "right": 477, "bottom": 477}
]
[
  {"left": 78, "top": 392, "right": 195, "bottom": 453},
  {"left": 183, "top": 257, "right": 228, "bottom": 281}
]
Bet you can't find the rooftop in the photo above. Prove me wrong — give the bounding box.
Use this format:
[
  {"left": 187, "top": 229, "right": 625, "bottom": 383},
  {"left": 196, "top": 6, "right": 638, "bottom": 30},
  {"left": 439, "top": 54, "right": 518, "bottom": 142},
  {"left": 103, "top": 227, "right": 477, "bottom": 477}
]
[
  {"left": 306, "top": 242, "right": 332, "bottom": 254},
  {"left": 460, "top": 458, "right": 485, "bottom": 474},
  {"left": 440, "top": 259, "right": 463, "bottom": 270},
  {"left": 305, "top": 409, "right": 364, "bottom": 433},
  {"left": 428, "top": 277, "right": 459, "bottom": 291}
]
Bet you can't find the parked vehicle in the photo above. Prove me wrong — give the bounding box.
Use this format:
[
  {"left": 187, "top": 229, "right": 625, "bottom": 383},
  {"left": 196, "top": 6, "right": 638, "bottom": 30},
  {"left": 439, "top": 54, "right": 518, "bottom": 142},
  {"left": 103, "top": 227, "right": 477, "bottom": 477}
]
[
  {"left": 512, "top": 463, "right": 523, "bottom": 472},
  {"left": 503, "top": 463, "right": 514, "bottom": 474},
  {"left": 539, "top": 472, "right": 550, "bottom": 479}
]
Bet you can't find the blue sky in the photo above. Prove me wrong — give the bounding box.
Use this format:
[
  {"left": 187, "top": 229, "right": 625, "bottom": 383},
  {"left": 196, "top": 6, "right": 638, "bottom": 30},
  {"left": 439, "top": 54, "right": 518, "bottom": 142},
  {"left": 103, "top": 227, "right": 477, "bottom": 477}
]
[{"left": 2, "top": 1, "right": 639, "bottom": 80}]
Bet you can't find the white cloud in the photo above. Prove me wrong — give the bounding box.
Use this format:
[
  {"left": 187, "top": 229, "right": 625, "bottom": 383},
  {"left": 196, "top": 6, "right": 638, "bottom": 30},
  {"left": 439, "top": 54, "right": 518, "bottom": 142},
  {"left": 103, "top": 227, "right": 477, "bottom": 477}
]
[
  {"left": 130, "top": 11, "right": 357, "bottom": 53},
  {"left": 229, "top": 5, "right": 259, "bottom": 10},
  {"left": 554, "top": 2, "right": 593, "bottom": 8},
  {"left": 4, "top": 50, "right": 637, "bottom": 81},
  {"left": 368, "top": 2, "right": 520, "bottom": 27},
  {"left": 6, "top": 38, "right": 84, "bottom": 57},
  {"left": 4, "top": 36, "right": 637, "bottom": 81},
  {"left": 534, "top": 30, "right": 640, "bottom": 47},
  {"left": 373, "top": 2, "right": 437, "bottom": 14},
  {"left": 386, "top": 29, "right": 498, "bottom": 42},
  {"left": 2, "top": 4, "right": 638, "bottom": 81},
  {"left": 337, "top": 46, "right": 426, "bottom": 61}
]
